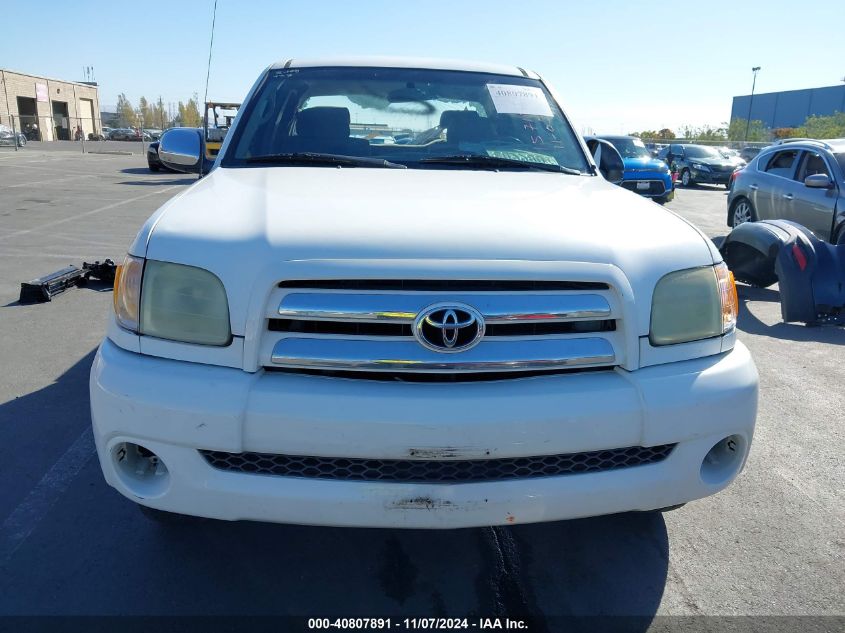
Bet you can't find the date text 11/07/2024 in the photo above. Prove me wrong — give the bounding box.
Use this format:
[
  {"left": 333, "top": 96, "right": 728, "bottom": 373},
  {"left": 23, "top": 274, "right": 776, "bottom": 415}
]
[{"left": 307, "top": 618, "right": 529, "bottom": 630}]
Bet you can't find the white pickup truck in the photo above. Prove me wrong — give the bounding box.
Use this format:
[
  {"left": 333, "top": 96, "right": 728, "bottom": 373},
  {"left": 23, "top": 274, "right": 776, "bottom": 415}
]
[{"left": 90, "top": 57, "right": 758, "bottom": 528}]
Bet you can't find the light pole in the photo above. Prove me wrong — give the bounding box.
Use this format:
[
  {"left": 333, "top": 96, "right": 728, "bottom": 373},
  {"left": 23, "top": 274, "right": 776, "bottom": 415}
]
[{"left": 744, "top": 66, "right": 761, "bottom": 142}]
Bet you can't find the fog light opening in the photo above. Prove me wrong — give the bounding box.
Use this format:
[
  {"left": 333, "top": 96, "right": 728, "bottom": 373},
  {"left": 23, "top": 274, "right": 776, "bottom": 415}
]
[
  {"left": 700, "top": 434, "right": 746, "bottom": 486},
  {"left": 112, "top": 442, "right": 170, "bottom": 498}
]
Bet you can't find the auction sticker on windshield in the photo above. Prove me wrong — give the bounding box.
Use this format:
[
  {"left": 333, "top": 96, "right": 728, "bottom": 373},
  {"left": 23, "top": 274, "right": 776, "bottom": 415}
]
[
  {"left": 487, "top": 149, "right": 559, "bottom": 165},
  {"left": 486, "top": 84, "right": 553, "bottom": 117}
]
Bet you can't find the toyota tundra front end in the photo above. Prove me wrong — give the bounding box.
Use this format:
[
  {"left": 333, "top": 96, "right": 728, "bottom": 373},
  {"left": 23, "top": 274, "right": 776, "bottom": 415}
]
[{"left": 90, "top": 57, "right": 757, "bottom": 528}]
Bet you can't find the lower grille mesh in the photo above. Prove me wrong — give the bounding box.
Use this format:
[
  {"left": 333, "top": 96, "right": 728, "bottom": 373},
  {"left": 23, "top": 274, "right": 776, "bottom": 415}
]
[{"left": 200, "top": 444, "right": 675, "bottom": 483}]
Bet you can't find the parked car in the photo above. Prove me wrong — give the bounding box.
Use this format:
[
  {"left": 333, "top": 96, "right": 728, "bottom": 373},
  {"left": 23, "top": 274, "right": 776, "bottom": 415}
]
[
  {"left": 144, "top": 128, "right": 163, "bottom": 140},
  {"left": 739, "top": 147, "right": 761, "bottom": 162},
  {"left": 727, "top": 138, "right": 845, "bottom": 242},
  {"left": 109, "top": 128, "right": 151, "bottom": 141},
  {"left": 146, "top": 141, "right": 162, "bottom": 171},
  {"left": 146, "top": 138, "right": 182, "bottom": 172},
  {"left": 0, "top": 124, "right": 26, "bottom": 147},
  {"left": 658, "top": 143, "right": 745, "bottom": 188},
  {"left": 107, "top": 128, "right": 133, "bottom": 141},
  {"left": 92, "top": 57, "right": 757, "bottom": 529},
  {"left": 594, "top": 135, "right": 674, "bottom": 203},
  {"left": 716, "top": 147, "right": 740, "bottom": 160}
]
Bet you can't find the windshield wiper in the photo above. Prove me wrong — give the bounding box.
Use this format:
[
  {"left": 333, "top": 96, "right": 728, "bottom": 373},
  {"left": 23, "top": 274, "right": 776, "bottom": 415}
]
[
  {"left": 245, "top": 152, "right": 406, "bottom": 169},
  {"left": 420, "top": 154, "right": 582, "bottom": 175}
]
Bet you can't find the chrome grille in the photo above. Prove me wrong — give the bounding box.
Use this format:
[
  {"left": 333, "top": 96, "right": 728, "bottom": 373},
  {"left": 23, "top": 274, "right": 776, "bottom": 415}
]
[
  {"left": 278, "top": 279, "right": 609, "bottom": 291},
  {"left": 264, "top": 280, "right": 622, "bottom": 374},
  {"left": 200, "top": 445, "right": 675, "bottom": 483}
]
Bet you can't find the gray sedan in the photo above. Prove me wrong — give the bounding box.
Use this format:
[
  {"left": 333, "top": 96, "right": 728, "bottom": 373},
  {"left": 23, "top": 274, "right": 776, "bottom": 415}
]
[{"left": 727, "top": 138, "right": 845, "bottom": 243}]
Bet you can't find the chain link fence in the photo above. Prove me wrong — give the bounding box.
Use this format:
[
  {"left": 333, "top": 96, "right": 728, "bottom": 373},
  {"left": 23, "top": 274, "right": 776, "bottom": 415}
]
[{"left": 639, "top": 138, "right": 771, "bottom": 149}]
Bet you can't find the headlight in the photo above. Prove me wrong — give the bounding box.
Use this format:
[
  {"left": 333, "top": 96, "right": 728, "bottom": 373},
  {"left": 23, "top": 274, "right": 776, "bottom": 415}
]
[
  {"left": 113, "top": 255, "right": 144, "bottom": 331},
  {"left": 114, "top": 257, "right": 231, "bottom": 346},
  {"left": 650, "top": 262, "right": 737, "bottom": 346},
  {"left": 691, "top": 162, "right": 710, "bottom": 171}
]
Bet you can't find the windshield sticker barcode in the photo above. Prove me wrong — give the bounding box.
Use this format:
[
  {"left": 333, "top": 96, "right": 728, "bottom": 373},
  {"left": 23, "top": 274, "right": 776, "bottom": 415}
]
[
  {"left": 487, "top": 84, "right": 553, "bottom": 117},
  {"left": 486, "top": 149, "right": 559, "bottom": 165}
]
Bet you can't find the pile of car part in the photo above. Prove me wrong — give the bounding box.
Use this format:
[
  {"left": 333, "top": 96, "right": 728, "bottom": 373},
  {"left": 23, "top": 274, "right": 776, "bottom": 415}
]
[
  {"left": 720, "top": 220, "right": 845, "bottom": 325},
  {"left": 19, "top": 259, "right": 117, "bottom": 303}
]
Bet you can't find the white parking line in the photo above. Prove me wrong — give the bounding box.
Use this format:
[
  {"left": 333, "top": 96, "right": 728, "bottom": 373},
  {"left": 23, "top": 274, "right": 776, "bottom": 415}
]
[
  {"left": 0, "top": 427, "right": 95, "bottom": 564},
  {"left": 0, "top": 186, "right": 180, "bottom": 242},
  {"left": 0, "top": 174, "right": 97, "bottom": 190}
]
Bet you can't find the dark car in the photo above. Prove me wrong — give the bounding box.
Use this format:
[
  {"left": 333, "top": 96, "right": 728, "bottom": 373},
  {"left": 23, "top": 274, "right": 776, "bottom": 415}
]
[
  {"left": 146, "top": 141, "right": 179, "bottom": 172},
  {"left": 147, "top": 141, "right": 162, "bottom": 171},
  {"left": 739, "top": 147, "right": 761, "bottom": 162},
  {"left": 149, "top": 128, "right": 208, "bottom": 173},
  {"left": 0, "top": 124, "right": 26, "bottom": 147},
  {"left": 727, "top": 138, "right": 845, "bottom": 242},
  {"left": 109, "top": 128, "right": 151, "bottom": 141},
  {"left": 658, "top": 143, "right": 745, "bottom": 188},
  {"left": 108, "top": 128, "right": 133, "bottom": 141}
]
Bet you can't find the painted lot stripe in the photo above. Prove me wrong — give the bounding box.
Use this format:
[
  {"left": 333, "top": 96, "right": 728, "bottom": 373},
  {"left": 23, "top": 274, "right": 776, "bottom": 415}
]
[
  {"left": 0, "top": 163, "right": 140, "bottom": 177},
  {"left": 0, "top": 174, "right": 97, "bottom": 190},
  {"left": 0, "top": 186, "right": 180, "bottom": 242},
  {"left": 0, "top": 251, "right": 122, "bottom": 260},
  {"left": 0, "top": 427, "right": 95, "bottom": 564}
]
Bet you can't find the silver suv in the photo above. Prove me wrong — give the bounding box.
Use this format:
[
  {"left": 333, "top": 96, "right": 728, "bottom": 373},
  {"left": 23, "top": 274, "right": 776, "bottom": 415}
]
[{"left": 727, "top": 139, "right": 845, "bottom": 243}]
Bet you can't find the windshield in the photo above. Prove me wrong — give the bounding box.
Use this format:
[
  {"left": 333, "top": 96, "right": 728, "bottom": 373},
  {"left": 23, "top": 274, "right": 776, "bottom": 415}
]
[
  {"left": 606, "top": 137, "right": 651, "bottom": 159},
  {"left": 223, "top": 67, "right": 590, "bottom": 173},
  {"left": 684, "top": 145, "right": 723, "bottom": 159}
]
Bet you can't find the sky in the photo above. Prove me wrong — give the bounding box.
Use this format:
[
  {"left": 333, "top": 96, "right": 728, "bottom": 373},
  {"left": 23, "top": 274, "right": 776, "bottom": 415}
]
[{"left": 2, "top": 0, "right": 843, "bottom": 134}]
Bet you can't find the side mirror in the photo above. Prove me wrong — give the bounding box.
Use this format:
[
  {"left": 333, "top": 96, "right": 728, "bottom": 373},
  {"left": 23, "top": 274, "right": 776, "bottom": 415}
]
[
  {"left": 804, "top": 173, "right": 833, "bottom": 189},
  {"left": 586, "top": 138, "right": 625, "bottom": 185},
  {"left": 651, "top": 149, "right": 659, "bottom": 157},
  {"left": 159, "top": 128, "right": 203, "bottom": 174}
]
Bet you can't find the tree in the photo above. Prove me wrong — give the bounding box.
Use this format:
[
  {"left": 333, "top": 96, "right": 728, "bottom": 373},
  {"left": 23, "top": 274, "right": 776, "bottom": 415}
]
[
  {"left": 796, "top": 112, "right": 845, "bottom": 139},
  {"left": 115, "top": 93, "right": 137, "bottom": 127},
  {"left": 153, "top": 97, "right": 169, "bottom": 129},
  {"left": 137, "top": 97, "right": 155, "bottom": 129},
  {"left": 629, "top": 129, "right": 674, "bottom": 140},
  {"left": 696, "top": 124, "right": 727, "bottom": 141},
  {"left": 177, "top": 93, "right": 202, "bottom": 127},
  {"left": 678, "top": 124, "right": 697, "bottom": 140},
  {"left": 772, "top": 127, "right": 799, "bottom": 140},
  {"left": 727, "top": 117, "right": 769, "bottom": 142}
]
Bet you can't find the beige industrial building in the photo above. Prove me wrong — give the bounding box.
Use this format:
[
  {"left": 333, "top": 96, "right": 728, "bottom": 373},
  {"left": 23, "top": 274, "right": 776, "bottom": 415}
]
[{"left": 0, "top": 69, "right": 102, "bottom": 141}]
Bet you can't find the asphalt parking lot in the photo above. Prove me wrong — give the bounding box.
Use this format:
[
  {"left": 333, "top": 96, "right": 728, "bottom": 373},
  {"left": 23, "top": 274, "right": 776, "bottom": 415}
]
[{"left": 0, "top": 148, "right": 842, "bottom": 628}]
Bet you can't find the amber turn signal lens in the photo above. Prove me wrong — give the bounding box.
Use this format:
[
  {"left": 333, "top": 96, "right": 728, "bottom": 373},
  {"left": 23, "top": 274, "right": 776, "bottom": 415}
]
[{"left": 715, "top": 262, "right": 738, "bottom": 334}]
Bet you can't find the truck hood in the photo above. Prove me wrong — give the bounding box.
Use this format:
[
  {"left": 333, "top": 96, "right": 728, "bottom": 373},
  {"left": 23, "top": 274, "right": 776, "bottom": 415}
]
[{"left": 136, "top": 167, "right": 718, "bottom": 335}]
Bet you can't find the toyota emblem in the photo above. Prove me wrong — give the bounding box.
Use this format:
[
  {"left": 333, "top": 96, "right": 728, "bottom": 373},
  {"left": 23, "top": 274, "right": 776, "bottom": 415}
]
[{"left": 413, "top": 303, "right": 485, "bottom": 353}]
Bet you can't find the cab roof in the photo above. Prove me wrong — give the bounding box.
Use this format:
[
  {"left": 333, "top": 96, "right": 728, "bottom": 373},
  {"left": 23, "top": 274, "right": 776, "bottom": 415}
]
[{"left": 270, "top": 56, "right": 539, "bottom": 79}]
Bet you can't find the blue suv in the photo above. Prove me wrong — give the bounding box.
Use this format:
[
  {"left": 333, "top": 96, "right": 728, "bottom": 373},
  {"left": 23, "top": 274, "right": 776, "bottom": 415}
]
[{"left": 594, "top": 135, "right": 674, "bottom": 203}]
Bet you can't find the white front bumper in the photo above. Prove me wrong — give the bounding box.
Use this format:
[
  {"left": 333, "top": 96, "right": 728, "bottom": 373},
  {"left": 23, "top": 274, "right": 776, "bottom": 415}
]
[{"left": 90, "top": 338, "right": 758, "bottom": 528}]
